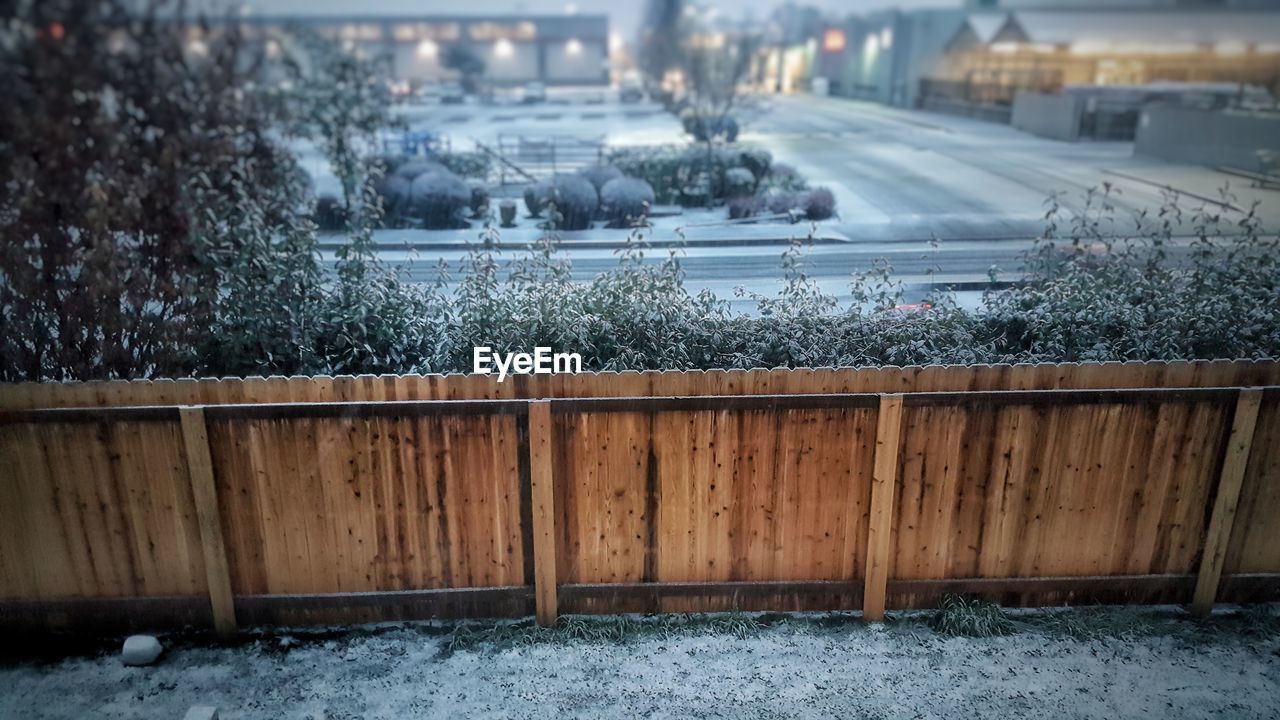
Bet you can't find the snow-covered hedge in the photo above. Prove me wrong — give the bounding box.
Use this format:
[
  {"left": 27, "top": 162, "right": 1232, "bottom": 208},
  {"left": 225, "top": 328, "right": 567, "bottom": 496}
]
[
  {"left": 409, "top": 171, "right": 471, "bottom": 229},
  {"left": 600, "top": 177, "right": 656, "bottom": 227},
  {"left": 724, "top": 167, "right": 756, "bottom": 198},
  {"left": 579, "top": 165, "right": 624, "bottom": 193},
  {"left": 548, "top": 174, "right": 599, "bottom": 231},
  {"left": 524, "top": 182, "right": 551, "bottom": 218}
]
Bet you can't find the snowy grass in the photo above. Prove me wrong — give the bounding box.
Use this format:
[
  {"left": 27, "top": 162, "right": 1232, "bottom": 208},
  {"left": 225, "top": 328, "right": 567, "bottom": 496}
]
[{"left": 3, "top": 604, "right": 1278, "bottom": 719}]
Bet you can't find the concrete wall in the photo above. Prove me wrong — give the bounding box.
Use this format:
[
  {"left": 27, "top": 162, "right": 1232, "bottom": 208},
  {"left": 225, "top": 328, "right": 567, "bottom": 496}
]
[
  {"left": 1011, "top": 92, "right": 1083, "bottom": 141},
  {"left": 1135, "top": 105, "right": 1280, "bottom": 170}
]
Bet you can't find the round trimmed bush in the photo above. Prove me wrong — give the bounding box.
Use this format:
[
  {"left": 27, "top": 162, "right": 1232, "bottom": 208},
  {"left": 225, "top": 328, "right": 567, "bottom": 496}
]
[
  {"left": 728, "top": 194, "right": 765, "bottom": 220},
  {"left": 409, "top": 170, "right": 470, "bottom": 229},
  {"left": 579, "top": 165, "right": 624, "bottom": 193},
  {"left": 548, "top": 174, "right": 599, "bottom": 231},
  {"left": 524, "top": 182, "right": 551, "bottom": 218},
  {"left": 724, "top": 167, "right": 756, "bottom": 198},
  {"left": 394, "top": 159, "right": 445, "bottom": 182},
  {"left": 468, "top": 180, "right": 491, "bottom": 219},
  {"left": 764, "top": 189, "right": 800, "bottom": 215},
  {"left": 600, "top": 177, "right": 655, "bottom": 228},
  {"left": 314, "top": 194, "right": 347, "bottom": 231},
  {"left": 802, "top": 187, "right": 836, "bottom": 221},
  {"left": 739, "top": 148, "right": 773, "bottom": 180},
  {"left": 375, "top": 174, "right": 413, "bottom": 224}
]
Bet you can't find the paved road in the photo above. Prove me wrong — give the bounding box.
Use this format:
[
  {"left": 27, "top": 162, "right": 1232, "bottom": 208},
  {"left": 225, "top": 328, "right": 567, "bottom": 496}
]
[{"left": 337, "top": 93, "right": 1280, "bottom": 311}]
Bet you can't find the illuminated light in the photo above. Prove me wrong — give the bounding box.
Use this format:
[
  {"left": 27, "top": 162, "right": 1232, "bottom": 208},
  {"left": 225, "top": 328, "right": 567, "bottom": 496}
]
[
  {"left": 1214, "top": 41, "right": 1247, "bottom": 56},
  {"left": 416, "top": 39, "right": 438, "bottom": 59},
  {"left": 864, "top": 33, "right": 880, "bottom": 60},
  {"left": 566, "top": 38, "right": 583, "bottom": 56},
  {"left": 880, "top": 27, "right": 892, "bottom": 50},
  {"left": 609, "top": 32, "right": 624, "bottom": 52},
  {"left": 48, "top": 21, "right": 65, "bottom": 41},
  {"left": 265, "top": 39, "right": 281, "bottom": 59},
  {"left": 494, "top": 38, "right": 514, "bottom": 59},
  {"left": 565, "top": 2, "right": 578, "bottom": 13},
  {"left": 187, "top": 39, "right": 209, "bottom": 57},
  {"left": 990, "top": 41, "right": 1021, "bottom": 54},
  {"left": 1071, "top": 41, "right": 1200, "bottom": 56},
  {"left": 822, "top": 29, "right": 846, "bottom": 53}
]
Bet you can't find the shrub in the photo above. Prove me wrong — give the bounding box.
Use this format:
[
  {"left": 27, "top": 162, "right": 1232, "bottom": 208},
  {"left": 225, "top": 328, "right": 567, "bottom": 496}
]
[
  {"left": 764, "top": 189, "right": 800, "bottom": 215},
  {"left": 524, "top": 182, "right": 551, "bottom": 218},
  {"left": 468, "top": 181, "right": 491, "bottom": 219},
  {"left": 314, "top": 194, "right": 348, "bottom": 231},
  {"left": 579, "top": 165, "right": 625, "bottom": 193},
  {"left": 728, "top": 195, "right": 765, "bottom": 220},
  {"left": 608, "top": 145, "right": 685, "bottom": 204},
  {"left": 931, "top": 595, "right": 1017, "bottom": 637},
  {"left": 724, "top": 167, "right": 756, "bottom": 198},
  {"left": 548, "top": 174, "right": 599, "bottom": 231},
  {"left": 376, "top": 174, "right": 413, "bottom": 225},
  {"left": 393, "top": 159, "right": 445, "bottom": 182},
  {"left": 435, "top": 151, "right": 491, "bottom": 180},
  {"left": 679, "top": 107, "right": 699, "bottom": 134},
  {"left": 409, "top": 171, "right": 471, "bottom": 229},
  {"left": 739, "top": 148, "right": 773, "bottom": 180},
  {"left": 802, "top": 187, "right": 836, "bottom": 220},
  {"left": 763, "top": 163, "right": 809, "bottom": 193},
  {"left": 688, "top": 114, "right": 739, "bottom": 142},
  {"left": 600, "top": 177, "right": 656, "bottom": 227}
]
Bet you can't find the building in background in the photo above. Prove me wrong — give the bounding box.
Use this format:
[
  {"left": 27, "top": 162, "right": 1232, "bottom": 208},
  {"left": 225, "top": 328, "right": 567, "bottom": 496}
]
[
  {"left": 240, "top": 14, "right": 610, "bottom": 86},
  {"left": 812, "top": 2, "right": 1280, "bottom": 124}
]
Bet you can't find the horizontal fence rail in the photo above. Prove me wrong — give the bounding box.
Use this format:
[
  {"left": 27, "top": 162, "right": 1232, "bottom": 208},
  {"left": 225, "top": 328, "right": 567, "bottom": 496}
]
[{"left": 1, "top": 362, "right": 1279, "bottom": 633}]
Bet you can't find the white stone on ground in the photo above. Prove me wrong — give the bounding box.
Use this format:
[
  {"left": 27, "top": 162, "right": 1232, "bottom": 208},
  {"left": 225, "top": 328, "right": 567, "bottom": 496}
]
[{"left": 120, "top": 635, "right": 162, "bottom": 666}]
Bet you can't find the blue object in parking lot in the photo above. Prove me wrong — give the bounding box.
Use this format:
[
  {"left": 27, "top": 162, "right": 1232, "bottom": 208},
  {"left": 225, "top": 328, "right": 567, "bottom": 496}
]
[{"left": 383, "top": 130, "right": 445, "bottom": 157}]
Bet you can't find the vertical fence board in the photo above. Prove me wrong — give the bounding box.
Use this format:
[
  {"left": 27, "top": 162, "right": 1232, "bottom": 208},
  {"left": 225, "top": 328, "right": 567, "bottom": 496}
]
[
  {"left": 528, "top": 401, "right": 558, "bottom": 626},
  {"left": 1192, "top": 390, "right": 1264, "bottom": 616},
  {"left": 179, "top": 408, "right": 237, "bottom": 635},
  {"left": 864, "top": 395, "right": 904, "bottom": 621}
]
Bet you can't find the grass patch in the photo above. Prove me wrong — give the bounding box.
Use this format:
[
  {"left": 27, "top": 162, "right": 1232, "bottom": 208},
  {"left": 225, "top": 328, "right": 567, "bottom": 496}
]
[
  {"left": 930, "top": 595, "right": 1017, "bottom": 638},
  {"left": 1024, "top": 606, "right": 1158, "bottom": 642},
  {"left": 440, "top": 612, "right": 766, "bottom": 656}
]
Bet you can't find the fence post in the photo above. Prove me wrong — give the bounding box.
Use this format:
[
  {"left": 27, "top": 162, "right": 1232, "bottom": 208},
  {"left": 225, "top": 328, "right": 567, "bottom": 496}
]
[
  {"left": 863, "top": 394, "right": 904, "bottom": 621},
  {"left": 527, "top": 400, "right": 559, "bottom": 626},
  {"left": 178, "top": 406, "right": 237, "bottom": 636},
  {"left": 1191, "top": 388, "right": 1263, "bottom": 617}
]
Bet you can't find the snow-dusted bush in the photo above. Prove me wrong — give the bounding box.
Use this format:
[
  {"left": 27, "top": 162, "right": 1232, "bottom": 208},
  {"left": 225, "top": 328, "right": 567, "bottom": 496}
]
[
  {"left": 394, "top": 160, "right": 445, "bottom": 182},
  {"left": 314, "top": 194, "right": 347, "bottom": 231},
  {"left": 376, "top": 174, "right": 413, "bottom": 224},
  {"left": 739, "top": 148, "right": 773, "bottom": 181},
  {"left": 524, "top": 182, "right": 551, "bottom": 218},
  {"left": 600, "top": 177, "right": 656, "bottom": 227},
  {"left": 802, "top": 187, "right": 836, "bottom": 220},
  {"left": 728, "top": 195, "right": 765, "bottom": 219},
  {"left": 468, "top": 181, "right": 491, "bottom": 219},
  {"left": 410, "top": 171, "right": 471, "bottom": 229},
  {"left": 579, "top": 165, "right": 624, "bottom": 193},
  {"left": 548, "top": 174, "right": 599, "bottom": 230},
  {"left": 762, "top": 163, "right": 809, "bottom": 193},
  {"left": 764, "top": 190, "right": 800, "bottom": 215},
  {"left": 724, "top": 167, "right": 756, "bottom": 198}
]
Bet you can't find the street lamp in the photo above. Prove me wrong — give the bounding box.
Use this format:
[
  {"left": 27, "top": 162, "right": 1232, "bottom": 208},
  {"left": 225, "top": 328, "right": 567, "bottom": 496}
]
[
  {"left": 566, "top": 38, "right": 583, "bottom": 56},
  {"left": 494, "top": 38, "right": 514, "bottom": 59},
  {"left": 416, "top": 39, "right": 438, "bottom": 59}
]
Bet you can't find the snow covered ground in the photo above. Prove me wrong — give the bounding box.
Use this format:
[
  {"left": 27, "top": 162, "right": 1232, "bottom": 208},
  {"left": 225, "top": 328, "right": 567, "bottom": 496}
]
[{"left": 2, "top": 608, "right": 1278, "bottom": 719}]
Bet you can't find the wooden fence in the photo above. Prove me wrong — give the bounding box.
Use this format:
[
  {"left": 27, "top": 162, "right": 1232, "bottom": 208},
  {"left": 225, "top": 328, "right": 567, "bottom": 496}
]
[{"left": 1, "top": 361, "right": 1279, "bottom": 634}]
